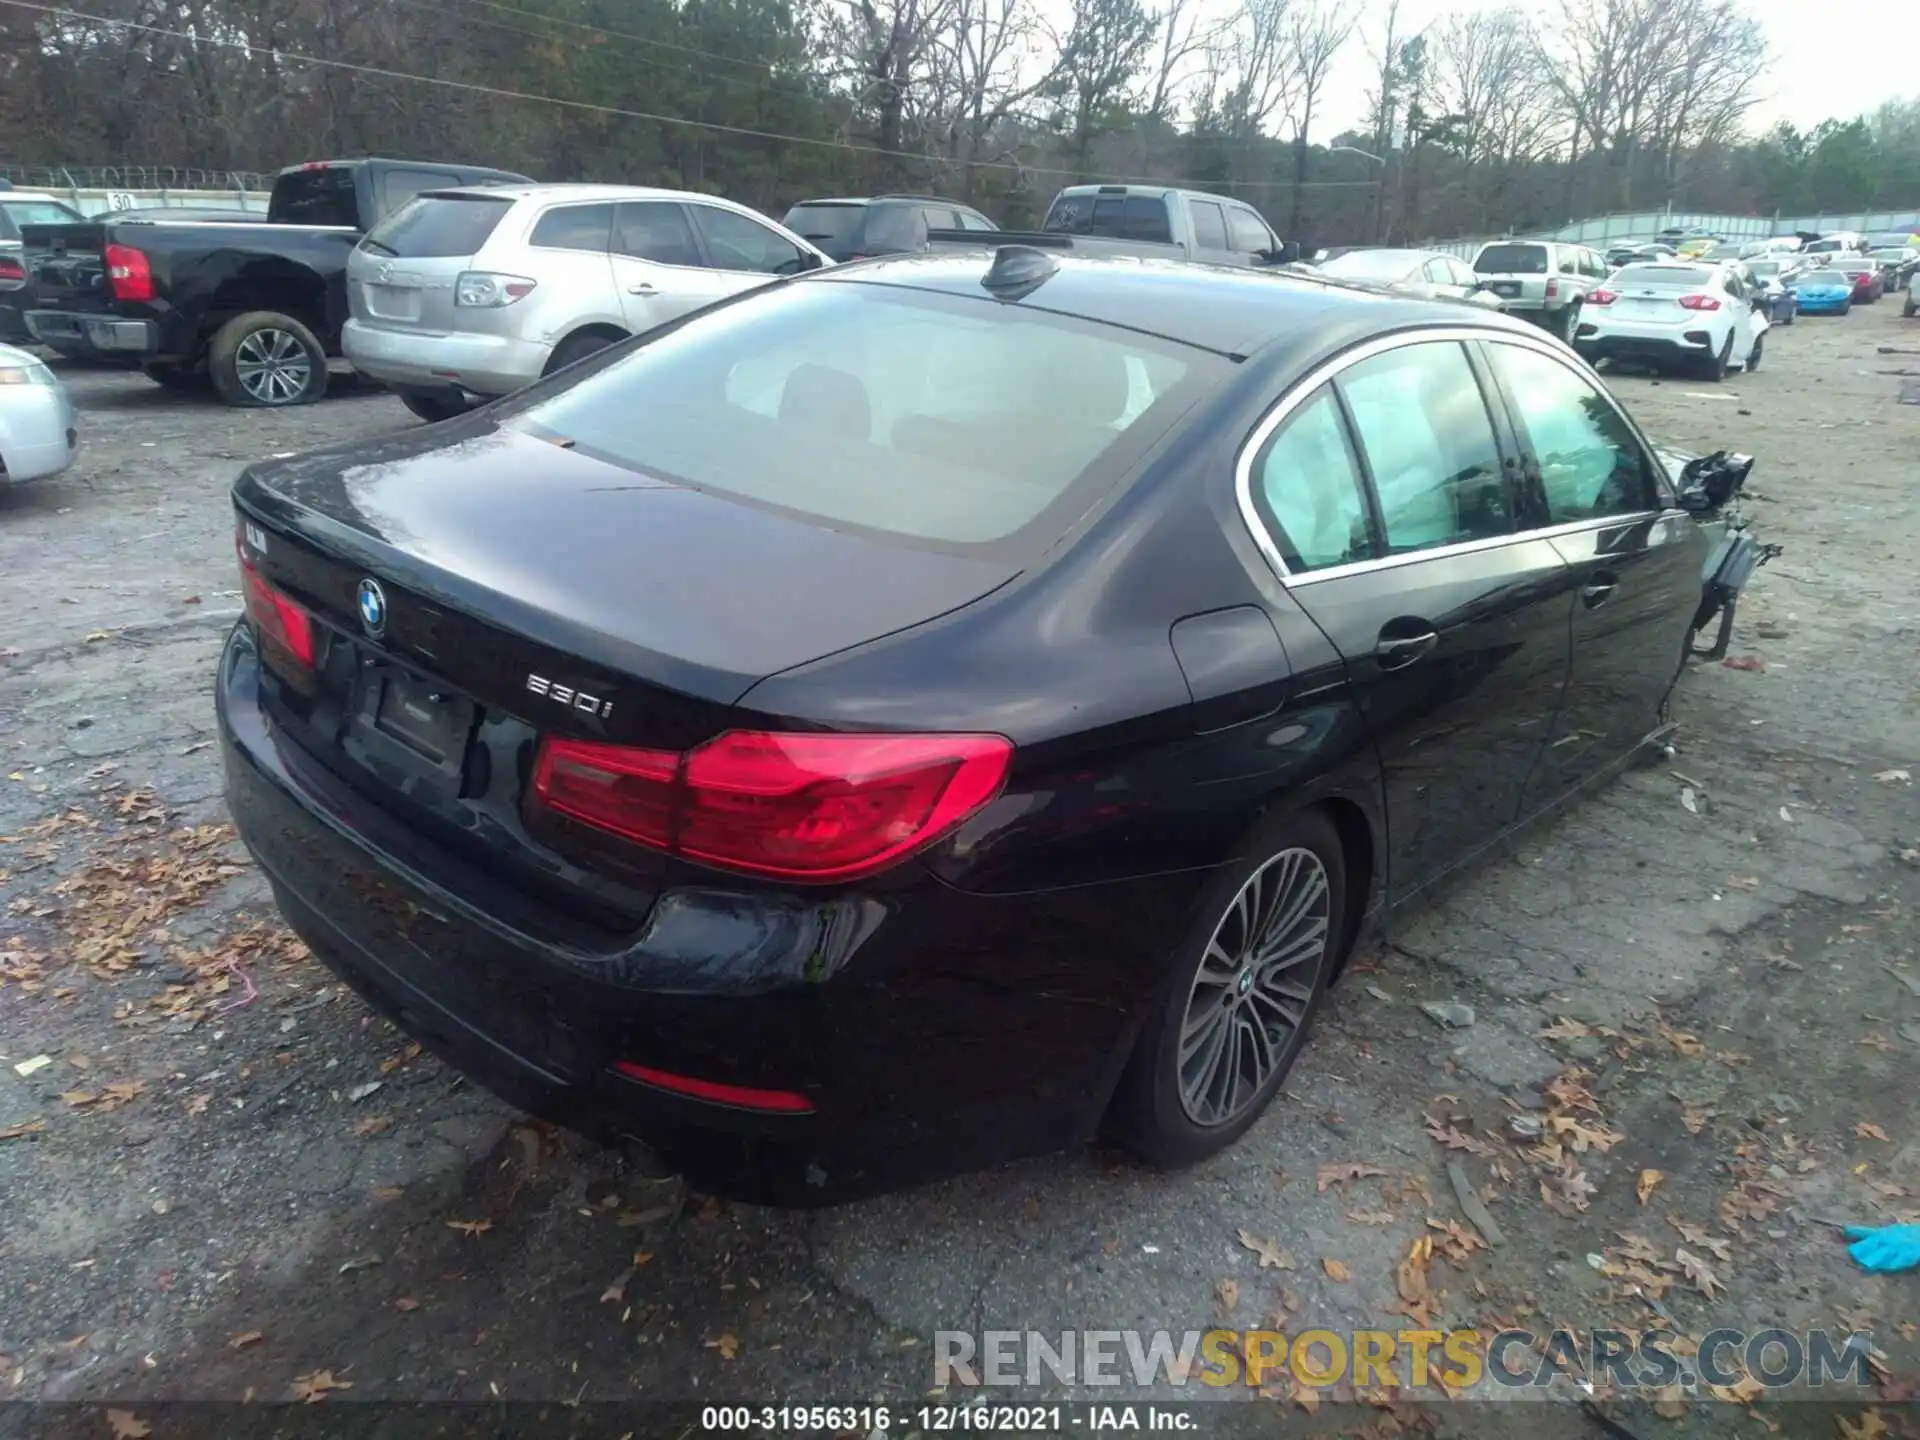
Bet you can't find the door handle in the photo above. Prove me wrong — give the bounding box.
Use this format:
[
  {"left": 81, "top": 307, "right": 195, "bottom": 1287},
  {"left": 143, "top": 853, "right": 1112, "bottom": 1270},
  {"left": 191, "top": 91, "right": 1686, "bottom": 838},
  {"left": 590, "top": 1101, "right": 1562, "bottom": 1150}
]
[
  {"left": 1375, "top": 628, "right": 1438, "bottom": 670},
  {"left": 626, "top": 282, "right": 657, "bottom": 296},
  {"left": 1581, "top": 572, "right": 1618, "bottom": 608}
]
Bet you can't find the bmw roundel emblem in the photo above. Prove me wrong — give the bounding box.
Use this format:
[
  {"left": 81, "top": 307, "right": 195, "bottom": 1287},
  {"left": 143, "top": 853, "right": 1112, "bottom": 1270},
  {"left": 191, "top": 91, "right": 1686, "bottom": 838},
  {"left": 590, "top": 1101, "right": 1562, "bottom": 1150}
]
[{"left": 356, "top": 578, "right": 388, "bottom": 638}]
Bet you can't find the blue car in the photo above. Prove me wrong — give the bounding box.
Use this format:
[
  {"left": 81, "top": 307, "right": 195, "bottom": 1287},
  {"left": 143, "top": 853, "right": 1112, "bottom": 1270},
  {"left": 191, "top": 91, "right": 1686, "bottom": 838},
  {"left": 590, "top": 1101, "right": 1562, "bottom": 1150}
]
[{"left": 1794, "top": 268, "right": 1854, "bottom": 315}]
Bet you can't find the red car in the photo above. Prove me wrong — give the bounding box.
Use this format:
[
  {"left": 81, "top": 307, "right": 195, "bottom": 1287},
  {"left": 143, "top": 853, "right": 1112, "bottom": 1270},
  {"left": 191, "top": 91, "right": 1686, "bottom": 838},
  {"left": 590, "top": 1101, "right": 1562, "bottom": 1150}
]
[{"left": 1839, "top": 263, "right": 1885, "bottom": 302}]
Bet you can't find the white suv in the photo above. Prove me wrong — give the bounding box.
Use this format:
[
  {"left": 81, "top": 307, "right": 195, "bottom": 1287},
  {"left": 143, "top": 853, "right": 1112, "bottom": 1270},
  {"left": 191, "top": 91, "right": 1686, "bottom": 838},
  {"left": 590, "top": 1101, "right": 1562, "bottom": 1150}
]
[
  {"left": 1469, "top": 240, "right": 1611, "bottom": 341},
  {"left": 343, "top": 184, "right": 831, "bottom": 421}
]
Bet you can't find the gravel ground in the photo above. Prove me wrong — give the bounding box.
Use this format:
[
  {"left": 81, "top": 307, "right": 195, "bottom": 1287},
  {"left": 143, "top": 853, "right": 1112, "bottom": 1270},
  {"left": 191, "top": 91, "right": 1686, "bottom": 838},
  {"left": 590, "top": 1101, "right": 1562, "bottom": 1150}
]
[{"left": 0, "top": 312, "right": 1916, "bottom": 1439}]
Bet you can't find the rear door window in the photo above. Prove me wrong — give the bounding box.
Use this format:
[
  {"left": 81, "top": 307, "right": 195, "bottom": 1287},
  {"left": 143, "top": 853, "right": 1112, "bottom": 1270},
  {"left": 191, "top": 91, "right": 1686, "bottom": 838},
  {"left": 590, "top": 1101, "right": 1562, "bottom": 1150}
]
[
  {"left": 1250, "top": 386, "right": 1375, "bottom": 572},
  {"left": 782, "top": 203, "right": 862, "bottom": 248},
  {"left": 613, "top": 202, "right": 701, "bottom": 265},
  {"left": 531, "top": 203, "right": 614, "bottom": 253},
  {"left": 920, "top": 204, "right": 962, "bottom": 232},
  {"left": 1120, "top": 196, "right": 1172, "bottom": 243},
  {"left": 361, "top": 195, "right": 514, "bottom": 258},
  {"left": 1190, "top": 201, "right": 1228, "bottom": 251},
  {"left": 1336, "top": 342, "right": 1514, "bottom": 554},
  {"left": 861, "top": 204, "right": 929, "bottom": 253},
  {"left": 958, "top": 209, "right": 997, "bottom": 232},
  {"left": 1474, "top": 243, "right": 1549, "bottom": 275}
]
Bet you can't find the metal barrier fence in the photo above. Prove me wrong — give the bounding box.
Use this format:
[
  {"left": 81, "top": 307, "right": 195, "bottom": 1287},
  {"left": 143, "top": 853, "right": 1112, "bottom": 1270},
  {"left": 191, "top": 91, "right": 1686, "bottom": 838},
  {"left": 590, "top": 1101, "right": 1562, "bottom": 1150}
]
[
  {"left": 1, "top": 163, "right": 271, "bottom": 193},
  {"left": 1428, "top": 207, "right": 1920, "bottom": 258}
]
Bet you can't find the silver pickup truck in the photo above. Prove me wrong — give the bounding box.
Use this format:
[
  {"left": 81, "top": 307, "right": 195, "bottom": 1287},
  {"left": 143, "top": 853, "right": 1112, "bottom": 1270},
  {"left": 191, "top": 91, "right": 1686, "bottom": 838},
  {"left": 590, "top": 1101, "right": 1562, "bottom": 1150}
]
[{"left": 929, "top": 184, "right": 1291, "bottom": 268}]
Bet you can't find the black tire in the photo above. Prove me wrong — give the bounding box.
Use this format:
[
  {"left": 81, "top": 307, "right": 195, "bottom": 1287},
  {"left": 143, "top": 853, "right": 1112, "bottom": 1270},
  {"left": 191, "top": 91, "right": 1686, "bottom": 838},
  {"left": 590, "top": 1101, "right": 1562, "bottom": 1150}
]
[
  {"left": 1904, "top": 300, "right": 1917, "bottom": 318},
  {"left": 1701, "top": 331, "right": 1733, "bottom": 381},
  {"left": 1556, "top": 302, "right": 1580, "bottom": 343},
  {"left": 1109, "top": 807, "right": 1349, "bottom": 1167},
  {"left": 542, "top": 330, "right": 622, "bottom": 377},
  {"left": 207, "top": 311, "right": 327, "bottom": 408},
  {"left": 1842, "top": 300, "right": 1852, "bottom": 316},
  {"left": 1745, "top": 335, "right": 1763, "bottom": 373},
  {"left": 141, "top": 361, "right": 204, "bottom": 393},
  {"left": 396, "top": 387, "right": 471, "bottom": 424}
]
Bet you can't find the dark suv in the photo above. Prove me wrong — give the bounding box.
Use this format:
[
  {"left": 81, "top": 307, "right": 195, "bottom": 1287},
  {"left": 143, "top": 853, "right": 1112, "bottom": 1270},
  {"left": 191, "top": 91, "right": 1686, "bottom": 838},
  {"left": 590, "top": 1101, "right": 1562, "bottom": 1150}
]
[{"left": 780, "top": 194, "right": 996, "bottom": 261}]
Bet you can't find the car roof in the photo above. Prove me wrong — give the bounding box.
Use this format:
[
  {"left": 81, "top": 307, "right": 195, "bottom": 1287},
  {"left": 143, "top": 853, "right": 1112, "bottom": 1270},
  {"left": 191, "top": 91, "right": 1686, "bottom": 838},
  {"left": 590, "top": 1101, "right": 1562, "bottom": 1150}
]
[
  {"left": 426, "top": 182, "right": 759, "bottom": 207},
  {"left": 0, "top": 192, "right": 66, "bottom": 204},
  {"left": 811, "top": 251, "right": 1533, "bottom": 358}
]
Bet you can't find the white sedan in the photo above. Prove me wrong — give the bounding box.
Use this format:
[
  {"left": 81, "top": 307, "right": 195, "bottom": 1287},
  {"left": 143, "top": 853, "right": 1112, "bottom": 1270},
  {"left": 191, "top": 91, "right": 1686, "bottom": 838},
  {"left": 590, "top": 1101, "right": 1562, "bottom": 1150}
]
[
  {"left": 0, "top": 344, "right": 77, "bottom": 484},
  {"left": 1313, "top": 247, "right": 1506, "bottom": 308},
  {"left": 1572, "top": 261, "right": 1769, "bottom": 379}
]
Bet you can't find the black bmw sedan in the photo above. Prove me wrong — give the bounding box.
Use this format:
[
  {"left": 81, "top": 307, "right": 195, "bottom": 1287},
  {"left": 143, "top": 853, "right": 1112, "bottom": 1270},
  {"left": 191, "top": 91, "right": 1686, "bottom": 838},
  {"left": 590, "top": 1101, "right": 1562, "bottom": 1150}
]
[{"left": 218, "top": 248, "right": 1716, "bottom": 1204}]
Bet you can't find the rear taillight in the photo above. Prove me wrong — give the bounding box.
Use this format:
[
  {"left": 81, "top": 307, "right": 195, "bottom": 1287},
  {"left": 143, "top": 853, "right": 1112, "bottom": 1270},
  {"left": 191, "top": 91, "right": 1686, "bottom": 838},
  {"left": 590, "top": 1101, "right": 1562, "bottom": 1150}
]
[
  {"left": 0, "top": 256, "right": 24, "bottom": 288},
  {"left": 235, "top": 532, "right": 316, "bottom": 671},
  {"left": 532, "top": 730, "right": 1012, "bottom": 882},
  {"left": 1587, "top": 288, "right": 1618, "bottom": 305},
  {"left": 455, "top": 271, "right": 536, "bottom": 307},
  {"left": 104, "top": 243, "right": 153, "bottom": 302},
  {"left": 1677, "top": 294, "right": 1721, "bottom": 311},
  {"left": 1544, "top": 279, "right": 1559, "bottom": 300}
]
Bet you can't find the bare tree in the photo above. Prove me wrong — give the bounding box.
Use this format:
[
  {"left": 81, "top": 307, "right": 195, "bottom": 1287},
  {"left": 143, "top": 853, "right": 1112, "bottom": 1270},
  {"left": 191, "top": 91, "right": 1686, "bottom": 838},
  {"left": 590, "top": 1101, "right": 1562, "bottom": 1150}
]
[
  {"left": 1143, "top": 0, "right": 1214, "bottom": 120},
  {"left": 1431, "top": 8, "right": 1559, "bottom": 229},
  {"left": 820, "top": 0, "right": 964, "bottom": 184},
  {"left": 923, "top": 0, "right": 1052, "bottom": 194},
  {"left": 1277, "top": 0, "right": 1353, "bottom": 237}
]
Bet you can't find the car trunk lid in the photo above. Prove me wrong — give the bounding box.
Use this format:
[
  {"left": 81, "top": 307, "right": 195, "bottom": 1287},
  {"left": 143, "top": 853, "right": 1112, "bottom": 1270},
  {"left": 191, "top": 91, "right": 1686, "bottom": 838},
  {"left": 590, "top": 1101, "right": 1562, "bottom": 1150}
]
[
  {"left": 20, "top": 222, "right": 109, "bottom": 313},
  {"left": 352, "top": 193, "right": 517, "bottom": 335}
]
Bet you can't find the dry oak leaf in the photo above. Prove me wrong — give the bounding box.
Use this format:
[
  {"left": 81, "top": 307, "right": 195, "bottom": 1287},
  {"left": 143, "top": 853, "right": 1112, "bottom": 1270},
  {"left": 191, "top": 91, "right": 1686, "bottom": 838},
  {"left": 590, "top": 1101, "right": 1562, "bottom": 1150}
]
[
  {"left": 1396, "top": 1235, "right": 1434, "bottom": 1308},
  {"left": 1347, "top": 1209, "right": 1396, "bottom": 1226},
  {"left": 394, "top": 1297, "right": 421, "bottom": 1312},
  {"left": 228, "top": 1330, "right": 264, "bottom": 1350},
  {"left": 1856, "top": 1122, "right": 1892, "bottom": 1142},
  {"left": 1541, "top": 1164, "right": 1597, "bottom": 1216},
  {"left": 1316, "top": 1161, "right": 1389, "bottom": 1192},
  {"left": 1321, "top": 1257, "right": 1351, "bottom": 1282},
  {"left": 289, "top": 1370, "right": 353, "bottom": 1403},
  {"left": 1548, "top": 1115, "right": 1623, "bottom": 1153},
  {"left": 1836, "top": 1412, "right": 1892, "bottom": 1440},
  {"left": 105, "top": 1411, "right": 151, "bottom": 1440},
  {"left": 1237, "top": 1229, "right": 1295, "bottom": 1270},
  {"left": 706, "top": 1333, "right": 741, "bottom": 1360},
  {"left": 1536, "top": 1017, "right": 1593, "bottom": 1041},
  {"left": 446, "top": 1219, "right": 493, "bottom": 1238},
  {"left": 1675, "top": 1247, "right": 1723, "bottom": 1299},
  {"left": 1424, "top": 1115, "right": 1497, "bottom": 1156},
  {"left": 1636, "top": 1169, "right": 1666, "bottom": 1205},
  {"left": 1215, "top": 1277, "right": 1240, "bottom": 1310}
]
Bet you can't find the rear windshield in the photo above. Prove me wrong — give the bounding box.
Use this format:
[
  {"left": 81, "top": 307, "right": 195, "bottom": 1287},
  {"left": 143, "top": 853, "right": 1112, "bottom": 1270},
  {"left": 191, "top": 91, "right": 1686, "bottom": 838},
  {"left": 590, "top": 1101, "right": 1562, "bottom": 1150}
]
[
  {"left": 1319, "top": 250, "right": 1420, "bottom": 282},
  {"left": 507, "top": 281, "right": 1219, "bottom": 550},
  {"left": 0, "top": 199, "right": 84, "bottom": 235},
  {"left": 1473, "top": 243, "right": 1548, "bottom": 274},
  {"left": 1042, "top": 193, "right": 1172, "bottom": 242},
  {"left": 269, "top": 167, "right": 361, "bottom": 227},
  {"left": 1620, "top": 265, "right": 1715, "bottom": 288},
  {"left": 360, "top": 195, "right": 513, "bottom": 258},
  {"left": 1805, "top": 239, "right": 1845, "bottom": 253},
  {"left": 782, "top": 203, "right": 863, "bottom": 246},
  {"left": 1801, "top": 270, "right": 1848, "bottom": 285}
]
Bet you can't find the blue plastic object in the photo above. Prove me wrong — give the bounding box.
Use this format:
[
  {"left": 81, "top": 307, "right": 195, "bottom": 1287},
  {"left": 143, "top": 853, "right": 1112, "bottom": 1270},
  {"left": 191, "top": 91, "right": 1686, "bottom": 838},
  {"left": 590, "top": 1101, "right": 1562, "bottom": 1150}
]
[{"left": 1843, "top": 1223, "right": 1920, "bottom": 1274}]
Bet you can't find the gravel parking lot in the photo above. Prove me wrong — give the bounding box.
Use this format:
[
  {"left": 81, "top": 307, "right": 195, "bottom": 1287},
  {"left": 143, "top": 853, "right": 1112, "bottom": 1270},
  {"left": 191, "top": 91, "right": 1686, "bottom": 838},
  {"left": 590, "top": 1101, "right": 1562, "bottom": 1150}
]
[{"left": 1, "top": 308, "right": 1916, "bottom": 1436}]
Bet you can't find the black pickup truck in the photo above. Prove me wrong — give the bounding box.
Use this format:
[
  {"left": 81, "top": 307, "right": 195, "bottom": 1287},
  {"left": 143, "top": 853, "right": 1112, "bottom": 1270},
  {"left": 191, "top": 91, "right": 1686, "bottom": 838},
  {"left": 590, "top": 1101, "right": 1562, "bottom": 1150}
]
[{"left": 22, "top": 157, "right": 528, "bottom": 406}]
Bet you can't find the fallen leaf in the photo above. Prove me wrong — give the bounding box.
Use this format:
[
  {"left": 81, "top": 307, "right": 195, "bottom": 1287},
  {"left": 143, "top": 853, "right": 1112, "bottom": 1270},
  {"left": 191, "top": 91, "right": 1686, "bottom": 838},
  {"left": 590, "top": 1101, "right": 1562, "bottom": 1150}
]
[
  {"left": 1536, "top": 1017, "right": 1592, "bottom": 1041},
  {"left": 289, "top": 1370, "right": 352, "bottom": 1403},
  {"left": 1681, "top": 1106, "right": 1711, "bottom": 1135},
  {"left": 184, "top": 1094, "right": 211, "bottom": 1116},
  {"left": 1236, "top": 1228, "right": 1294, "bottom": 1270},
  {"left": 227, "top": 1330, "right": 264, "bottom": 1350},
  {"left": 1315, "top": 1161, "right": 1389, "bottom": 1192},
  {"left": 1321, "top": 1257, "right": 1351, "bottom": 1282},
  {"left": 1636, "top": 1169, "right": 1665, "bottom": 1205},
  {"left": 1873, "top": 769, "right": 1912, "bottom": 784},
  {"left": 1835, "top": 1411, "right": 1891, "bottom": 1440},
  {"left": 1396, "top": 1235, "right": 1433, "bottom": 1309},
  {"left": 394, "top": 1297, "right": 421, "bottom": 1312},
  {"left": 446, "top": 1219, "right": 493, "bottom": 1238},
  {"left": 1541, "top": 1162, "right": 1596, "bottom": 1216},
  {"left": 1651, "top": 1384, "right": 1689, "bottom": 1418},
  {"left": 1654, "top": 1021, "right": 1705, "bottom": 1057},
  {"left": 1215, "top": 1277, "right": 1240, "bottom": 1310},
  {"left": 601, "top": 1266, "right": 636, "bottom": 1305},
  {"left": 1727, "top": 875, "right": 1761, "bottom": 890},
  {"left": 1548, "top": 1115, "right": 1624, "bottom": 1153},
  {"left": 0, "top": 1119, "right": 44, "bottom": 1141},
  {"left": 352, "top": 1116, "right": 392, "bottom": 1137},
  {"left": 1709, "top": 1374, "right": 1765, "bottom": 1404},
  {"left": 1856, "top": 1122, "right": 1892, "bottom": 1142},
  {"left": 1290, "top": 1379, "right": 1321, "bottom": 1412},
  {"left": 105, "top": 1411, "right": 151, "bottom": 1440},
  {"left": 705, "top": 1332, "right": 740, "bottom": 1360},
  {"left": 1346, "top": 1208, "right": 1396, "bottom": 1225},
  {"left": 1424, "top": 1114, "right": 1497, "bottom": 1155},
  {"left": 1675, "top": 1246, "right": 1723, "bottom": 1299},
  {"left": 1720, "top": 654, "right": 1764, "bottom": 672}
]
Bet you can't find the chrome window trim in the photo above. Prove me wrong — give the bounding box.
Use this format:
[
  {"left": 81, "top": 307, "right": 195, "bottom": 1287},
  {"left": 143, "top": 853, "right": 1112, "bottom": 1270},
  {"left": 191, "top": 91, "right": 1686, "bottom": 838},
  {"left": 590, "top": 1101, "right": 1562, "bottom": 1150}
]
[{"left": 1234, "top": 325, "right": 1665, "bottom": 588}]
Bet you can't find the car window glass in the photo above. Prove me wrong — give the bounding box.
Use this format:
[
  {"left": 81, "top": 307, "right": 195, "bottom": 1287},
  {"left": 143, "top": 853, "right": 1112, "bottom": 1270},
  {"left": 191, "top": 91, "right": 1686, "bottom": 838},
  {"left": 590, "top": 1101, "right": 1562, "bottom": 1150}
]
[
  {"left": 958, "top": 210, "right": 996, "bottom": 232},
  {"left": 1226, "top": 207, "right": 1271, "bottom": 254},
  {"left": 1091, "top": 196, "right": 1125, "bottom": 232},
  {"left": 863, "top": 204, "right": 928, "bottom": 252},
  {"left": 1120, "top": 195, "right": 1172, "bottom": 243},
  {"left": 1423, "top": 258, "right": 1451, "bottom": 284},
  {"left": 362, "top": 195, "right": 513, "bottom": 258},
  {"left": 380, "top": 170, "right": 458, "bottom": 219},
  {"left": 1474, "top": 243, "right": 1547, "bottom": 275},
  {"left": 1252, "top": 387, "right": 1374, "bottom": 572},
  {"left": 613, "top": 202, "right": 701, "bottom": 266},
  {"left": 1338, "top": 342, "right": 1513, "bottom": 554},
  {"left": 1190, "top": 201, "right": 1228, "bottom": 251},
  {"left": 690, "top": 205, "right": 806, "bottom": 274},
  {"left": 530, "top": 203, "right": 614, "bottom": 253},
  {"left": 920, "top": 205, "right": 960, "bottom": 231},
  {"left": 513, "top": 282, "right": 1216, "bottom": 551},
  {"left": 1451, "top": 258, "right": 1479, "bottom": 287},
  {"left": 1483, "top": 344, "right": 1656, "bottom": 523}
]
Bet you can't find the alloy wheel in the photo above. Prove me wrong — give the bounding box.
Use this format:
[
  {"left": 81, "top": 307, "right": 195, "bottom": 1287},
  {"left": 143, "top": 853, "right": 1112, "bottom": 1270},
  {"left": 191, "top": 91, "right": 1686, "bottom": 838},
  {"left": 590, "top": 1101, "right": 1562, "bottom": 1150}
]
[
  {"left": 233, "top": 328, "right": 314, "bottom": 405},
  {"left": 1177, "top": 847, "right": 1331, "bottom": 1127}
]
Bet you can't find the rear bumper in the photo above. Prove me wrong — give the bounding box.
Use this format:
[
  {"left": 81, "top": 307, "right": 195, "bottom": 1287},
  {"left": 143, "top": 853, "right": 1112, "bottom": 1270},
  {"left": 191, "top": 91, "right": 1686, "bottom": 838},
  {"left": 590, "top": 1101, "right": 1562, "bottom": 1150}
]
[
  {"left": 26, "top": 310, "right": 159, "bottom": 357},
  {"left": 0, "top": 386, "right": 78, "bottom": 483},
  {"left": 1573, "top": 320, "right": 1716, "bottom": 365},
  {"left": 342, "top": 318, "right": 547, "bottom": 398},
  {"left": 216, "top": 625, "right": 1152, "bottom": 1204}
]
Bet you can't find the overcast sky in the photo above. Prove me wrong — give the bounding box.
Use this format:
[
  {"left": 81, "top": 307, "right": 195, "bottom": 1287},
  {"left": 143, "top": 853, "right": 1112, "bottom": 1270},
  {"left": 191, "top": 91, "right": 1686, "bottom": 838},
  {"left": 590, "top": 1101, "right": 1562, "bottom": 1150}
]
[{"left": 1285, "top": 0, "right": 1910, "bottom": 141}]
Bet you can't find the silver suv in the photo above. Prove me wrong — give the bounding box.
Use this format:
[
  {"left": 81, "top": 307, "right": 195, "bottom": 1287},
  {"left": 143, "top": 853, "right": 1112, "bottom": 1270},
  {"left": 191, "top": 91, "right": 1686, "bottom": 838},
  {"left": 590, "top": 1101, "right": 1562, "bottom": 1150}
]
[
  {"left": 1469, "top": 240, "right": 1611, "bottom": 341},
  {"left": 343, "top": 184, "right": 830, "bottom": 421}
]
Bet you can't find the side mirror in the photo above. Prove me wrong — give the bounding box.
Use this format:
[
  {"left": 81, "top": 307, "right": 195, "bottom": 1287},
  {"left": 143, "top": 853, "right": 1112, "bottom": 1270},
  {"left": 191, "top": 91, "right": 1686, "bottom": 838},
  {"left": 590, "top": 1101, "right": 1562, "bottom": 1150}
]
[{"left": 1677, "top": 450, "right": 1755, "bottom": 513}]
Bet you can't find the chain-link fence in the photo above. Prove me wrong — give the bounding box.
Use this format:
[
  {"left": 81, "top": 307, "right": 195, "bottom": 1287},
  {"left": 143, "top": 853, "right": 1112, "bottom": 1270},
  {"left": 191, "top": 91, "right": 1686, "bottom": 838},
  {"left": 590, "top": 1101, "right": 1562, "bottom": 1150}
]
[
  {"left": 0, "top": 163, "right": 271, "bottom": 192},
  {"left": 1428, "top": 207, "right": 1920, "bottom": 258}
]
